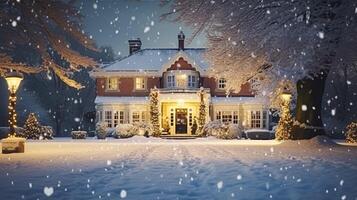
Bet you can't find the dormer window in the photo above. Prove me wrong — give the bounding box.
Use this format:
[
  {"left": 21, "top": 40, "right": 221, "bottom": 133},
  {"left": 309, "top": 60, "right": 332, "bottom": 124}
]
[
  {"left": 188, "top": 75, "right": 197, "bottom": 88},
  {"left": 107, "top": 77, "right": 118, "bottom": 91},
  {"left": 218, "top": 78, "right": 226, "bottom": 89},
  {"left": 135, "top": 77, "right": 146, "bottom": 90},
  {"left": 167, "top": 75, "right": 175, "bottom": 88}
]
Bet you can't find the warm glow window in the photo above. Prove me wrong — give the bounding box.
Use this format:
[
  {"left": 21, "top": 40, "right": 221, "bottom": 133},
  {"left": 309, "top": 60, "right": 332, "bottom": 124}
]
[
  {"left": 216, "top": 111, "right": 239, "bottom": 124},
  {"left": 135, "top": 77, "right": 146, "bottom": 90},
  {"left": 250, "top": 111, "right": 261, "bottom": 128},
  {"left": 218, "top": 78, "right": 226, "bottom": 89},
  {"left": 107, "top": 78, "right": 118, "bottom": 90},
  {"left": 132, "top": 111, "right": 140, "bottom": 123}
]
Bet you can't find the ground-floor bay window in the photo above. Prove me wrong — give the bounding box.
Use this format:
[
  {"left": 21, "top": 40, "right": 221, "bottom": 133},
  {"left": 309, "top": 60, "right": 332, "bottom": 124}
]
[
  {"left": 249, "top": 110, "right": 268, "bottom": 129},
  {"left": 216, "top": 111, "right": 239, "bottom": 124},
  {"left": 97, "top": 110, "right": 129, "bottom": 128}
]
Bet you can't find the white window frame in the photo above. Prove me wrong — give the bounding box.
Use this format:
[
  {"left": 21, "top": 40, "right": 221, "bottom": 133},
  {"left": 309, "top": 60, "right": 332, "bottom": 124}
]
[
  {"left": 104, "top": 111, "right": 113, "bottom": 128},
  {"left": 167, "top": 75, "right": 176, "bottom": 88},
  {"left": 106, "top": 77, "right": 118, "bottom": 91},
  {"left": 218, "top": 78, "right": 226, "bottom": 89},
  {"left": 135, "top": 77, "right": 146, "bottom": 90},
  {"left": 215, "top": 110, "right": 239, "bottom": 124},
  {"left": 188, "top": 75, "right": 196, "bottom": 88}
]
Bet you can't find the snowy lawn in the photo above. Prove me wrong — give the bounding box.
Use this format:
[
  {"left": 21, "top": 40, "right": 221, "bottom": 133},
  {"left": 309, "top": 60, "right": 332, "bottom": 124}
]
[{"left": 0, "top": 136, "right": 356, "bottom": 200}]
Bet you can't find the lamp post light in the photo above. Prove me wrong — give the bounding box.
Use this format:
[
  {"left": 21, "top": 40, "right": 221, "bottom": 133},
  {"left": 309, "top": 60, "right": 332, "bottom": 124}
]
[
  {"left": 275, "top": 88, "right": 293, "bottom": 140},
  {"left": 2, "top": 71, "right": 25, "bottom": 154},
  {"left": 5, "top": 71, "right": 24, "bottom": 136}
]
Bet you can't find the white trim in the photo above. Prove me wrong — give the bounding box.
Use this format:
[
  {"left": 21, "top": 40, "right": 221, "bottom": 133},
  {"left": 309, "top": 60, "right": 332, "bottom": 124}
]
[{"left": 159, "top": 51, "right": 207, "bottom": 75}]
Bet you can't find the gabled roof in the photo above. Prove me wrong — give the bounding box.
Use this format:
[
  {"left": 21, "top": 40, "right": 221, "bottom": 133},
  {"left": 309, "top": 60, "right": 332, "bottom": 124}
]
[{"left": 102, "top": 48, "right": 209, "bottom": 72}]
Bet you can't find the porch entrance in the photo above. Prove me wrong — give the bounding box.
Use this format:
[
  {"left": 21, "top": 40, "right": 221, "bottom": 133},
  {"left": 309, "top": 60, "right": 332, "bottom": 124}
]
[{"left": 175, "top": 108, "right": 188, "bottom": 134}]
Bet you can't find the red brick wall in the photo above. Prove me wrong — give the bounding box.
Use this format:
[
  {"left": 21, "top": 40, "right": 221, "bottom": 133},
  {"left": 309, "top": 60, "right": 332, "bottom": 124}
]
[
  {"left": 96, "top": 76, "right": 253, "bottom": 97},
  {"left": 96, "top": 77, "right": 160, "bottom": 96},
  {"left": 167, "top": 57, "right": 196, "bottom": 71},
  {"left": 201, "top": 77, "right": 254, "bottom": 97}
]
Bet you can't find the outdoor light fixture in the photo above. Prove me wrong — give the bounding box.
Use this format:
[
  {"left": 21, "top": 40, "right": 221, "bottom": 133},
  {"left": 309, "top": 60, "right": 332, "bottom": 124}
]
[
  {"left": 280, "top": 89, "right": 292, "bottom": 102},
  {"left": 2, "top": 71, "right": 25, "bottom": 153}
]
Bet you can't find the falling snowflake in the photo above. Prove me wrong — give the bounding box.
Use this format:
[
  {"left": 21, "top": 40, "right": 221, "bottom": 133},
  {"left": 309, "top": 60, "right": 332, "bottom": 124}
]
[
  {"left": 144, "top": 26, "right": 150, "bottom": 33},
  {"left": 107, "top": 160, "right": 112, "bottom": 166},
  {"left": 11, "top": 21, "right": 17, "bottom": 27},
  {"left": 301, "top": 105, "right": 307, "bottom": 111},
  {"left": 120, "top": 190, "right": 127, "bottom": 198},
  {"left": 331, "top": 109, "right": 336, "bottom": 116},
  {"left": 237, "top": 175, "right": 242, "bottom": 180},
  {"left": 318, "top": 31, "right": 324, "bottom": 39},
  {"left": 93, "top": 3, "right": 98, "bottom": 9},
  {"left": 217, "top": 181, "right": 223, "bottom": 190},
  {"left": 131, "top": 16, "right": 136, "bottom": 21},
  {"left": 74, "top": 117, "right": 80, "bottom": 122}
]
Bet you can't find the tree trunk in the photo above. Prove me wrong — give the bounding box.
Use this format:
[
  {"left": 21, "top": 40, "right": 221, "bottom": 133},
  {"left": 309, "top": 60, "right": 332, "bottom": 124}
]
[{"left": 292, "top": 70, "right": 329, "bottom": 139}]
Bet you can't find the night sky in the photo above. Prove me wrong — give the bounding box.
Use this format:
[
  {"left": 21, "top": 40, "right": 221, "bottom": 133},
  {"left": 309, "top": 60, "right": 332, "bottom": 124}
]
[{"left": 78, "top": 0, "right": 207, "bottom": 57}]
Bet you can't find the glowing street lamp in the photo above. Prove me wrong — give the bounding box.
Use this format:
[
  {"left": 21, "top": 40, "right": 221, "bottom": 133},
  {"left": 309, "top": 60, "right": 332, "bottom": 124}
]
[
  {"left": 5, "top": 71, "right": 23, "bottom": 136},
  {"left": 2, "top": 71, "right": 25, "bottom": 154},
  {"left": 280, "top": 90, "right": 292, "bottom": 102}
]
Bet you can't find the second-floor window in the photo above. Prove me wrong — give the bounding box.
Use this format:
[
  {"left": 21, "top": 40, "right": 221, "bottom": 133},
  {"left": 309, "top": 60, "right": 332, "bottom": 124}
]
[
  {"left": 188, "top": 75, "right": 196, "bottom": 88},
  {"left": 135, "top": 77, "right": 146, "bottom": 90},
  {"left": 218, "top": 78, "right": 226, "bottom": 89},
  {"left": 167, "top": 75, "right": 175, "bottom": 88},
  {"left": 107, "top": 78, "right": 118, "bottom": 91}
]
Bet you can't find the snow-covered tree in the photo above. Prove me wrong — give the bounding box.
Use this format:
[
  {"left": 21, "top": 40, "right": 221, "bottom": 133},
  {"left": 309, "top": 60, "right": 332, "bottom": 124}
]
[
  {"left": 150, "top": 87, "right": 160, "bottom": 137},
  {"left": 0, "top": 0, "right": 97, "bottom": 89},
  {"left": 164, "top": 0, "right": 357, "bottom": 137},
  {"left": 275, "top": 96, "right": 294, "bottom": 140}
]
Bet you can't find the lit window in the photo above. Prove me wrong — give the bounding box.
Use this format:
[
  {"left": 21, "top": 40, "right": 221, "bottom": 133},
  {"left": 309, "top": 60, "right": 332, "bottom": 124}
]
[
  {"left": 188, "top": 75, "right": 196, "bottom": 88},
  {"left": 132, "top": 111, "right": 140, "bottom": 123},
  {"left": 113, "top": 111, "right": 125, "bottom": 127},
  {"left": 218, "top": 78, "right": 226, "bottom": 89},
  {"left": 170, "top": 109, "right": 174, "bottom": 126},
  {"left": 167, "top": 75, "right": 175, "bottom": 88},
  {"left": 250, "top": 111, "right": 261, "bottom": 128},
  {"left": 104, "top": 111, "right": 112, "bottom": 128},
  {"left": 141, "top": 111, "right": 146, "bottom": 122},
  {"left": 107, "top": 78, "right": 118, "bottom": 90},
  {"left": 233, "top": 111, "right": 239, "bottom": 124},
  {"left": 119, "top": 111, "right": 125, "bottom": 124},
  {"left": 216, "top": 111, "right": 221, "bottom": 120},
  {"left": 114, "top": 111, "right": 119, "bottom": 127},
  {"left": 135, "top": 77, "right": 146, "bottom": 90},
  {"left": 222, "top": 111, "right": 232, "bottom": 123}
]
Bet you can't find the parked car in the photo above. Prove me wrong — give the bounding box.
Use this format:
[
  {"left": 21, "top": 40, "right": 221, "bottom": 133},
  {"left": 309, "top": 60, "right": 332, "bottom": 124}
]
[{"left": 243, "top": 129, "right": 275, "bottom": 140}]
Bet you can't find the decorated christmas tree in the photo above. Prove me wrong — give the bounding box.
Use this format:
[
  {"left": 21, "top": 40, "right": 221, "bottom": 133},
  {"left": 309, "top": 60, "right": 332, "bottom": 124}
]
[
  {"left": 150, "top": 87, "right": 160, "bottom": 137},
  {"left": 197, "top": 87, "right": 206, "bottom": 133},
  {"left": 23, "top": 113, "right": 42, "bottom": 139},
  {"left": 275, "top": 100, "right": 294, "bottom": 140}
]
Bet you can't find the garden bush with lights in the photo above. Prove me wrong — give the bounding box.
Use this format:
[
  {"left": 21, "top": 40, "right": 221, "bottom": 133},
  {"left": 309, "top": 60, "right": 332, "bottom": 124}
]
[{"left": 200, "top": 120, "right": 243, "bottom": 139}]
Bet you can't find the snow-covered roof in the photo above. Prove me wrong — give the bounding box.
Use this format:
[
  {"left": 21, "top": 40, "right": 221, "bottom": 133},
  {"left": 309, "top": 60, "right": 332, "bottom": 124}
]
[
  {"left": 95, "top": 96, "right": 149, "bottom": 105},
  {"left": 102, "top": 48, "right": 209, "bottom": 72},
  {"left": 211, "top": 97, "right": 269, "bottom": 105}
]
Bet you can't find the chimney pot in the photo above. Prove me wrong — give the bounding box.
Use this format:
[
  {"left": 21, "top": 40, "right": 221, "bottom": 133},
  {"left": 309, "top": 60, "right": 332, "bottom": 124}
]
[
  {"left": 178, "top": 31, "right": 185, "bottom": 50},
  {"left": 128, "top": 38, "right": 142, "bottom": 55}
]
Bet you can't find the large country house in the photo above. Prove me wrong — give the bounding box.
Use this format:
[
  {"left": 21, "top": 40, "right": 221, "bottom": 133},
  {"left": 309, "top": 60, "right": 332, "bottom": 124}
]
[{"left": 90, "top": 32, "right": 270, "bottom": 136}]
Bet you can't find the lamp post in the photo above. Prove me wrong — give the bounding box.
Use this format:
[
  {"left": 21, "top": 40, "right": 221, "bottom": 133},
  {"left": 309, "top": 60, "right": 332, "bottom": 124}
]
[
  {"left": 5, "top": 71, "right": 23, "bottom": 137},
  {"left": 2, "top": 71, "right": 25, "bottom": 154},
  {"left": 275, "top": 88, "right": 293, "bottom": 140}
]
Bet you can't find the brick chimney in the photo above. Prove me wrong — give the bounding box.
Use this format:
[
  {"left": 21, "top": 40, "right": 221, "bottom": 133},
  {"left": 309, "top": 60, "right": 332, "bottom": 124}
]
[
  {"left": 128, "top": 38, "right": 142, "bottom": 55},
  {"left": 178, "top": 31, "right": 185, "bottom": 50}
]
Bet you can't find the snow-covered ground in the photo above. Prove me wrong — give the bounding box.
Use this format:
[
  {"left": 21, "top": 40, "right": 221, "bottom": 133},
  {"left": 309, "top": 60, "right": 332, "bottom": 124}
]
[{"left": 0, "top": 136, "right": 356, "bottom": 200}]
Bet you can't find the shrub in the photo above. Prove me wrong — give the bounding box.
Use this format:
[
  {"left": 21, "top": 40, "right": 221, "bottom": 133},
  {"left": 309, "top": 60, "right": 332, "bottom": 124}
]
[
  {"left": 346, "top": 122, "right": 357, "bottom": 143},
  {"left": 40, "top": 126, "right": 54, "bottom": 140},
  {"left": 96, "top": 122, "right": 107, "bottom": 139},
  {"left": 200, "top": 120, "right": 242, "bottom": 139},
  {"left": 113, "top": 124, "right": 136, "bottom": 138},
  {"left": 23, "top": 113, "right": 42, "bottom": 139},
  {"left": 71, "top": 131, "right": 87, "bottom": 139},
  {"left": 133, "top": 122, "right": 153, "bottom": 136}
]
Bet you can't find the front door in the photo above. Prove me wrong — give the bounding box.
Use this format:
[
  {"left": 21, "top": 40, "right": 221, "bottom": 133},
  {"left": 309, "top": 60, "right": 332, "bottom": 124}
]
[{"left": 175, "top": 108, "right": 188, "bottom": 134}]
